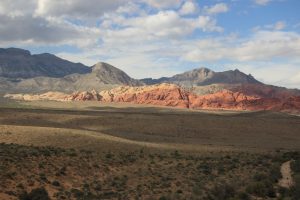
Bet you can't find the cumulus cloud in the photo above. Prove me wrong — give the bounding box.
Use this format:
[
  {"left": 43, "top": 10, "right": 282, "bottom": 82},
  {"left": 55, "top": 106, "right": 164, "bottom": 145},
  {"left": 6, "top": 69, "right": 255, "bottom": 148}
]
[
  {"left": 273, "top": 21, "right": 286, "bottom": 30},
  {"left": 142, "top": 0, "right": 183, "bottom": 9},
  {"left": 254, "top": 0, "right": 272, "bottom": 6},
  {"left": 196, "top": 16, "right": 224, "bottom": 32},
  {"left": 203, "top": 3, "right": 229, "bottom": 15},
  {"left": 183, "top": 30, "right": 300, "bottom": 62},
  {"left": 0, "top": 0, "right": 36, "bottom": 16},
  {"left": 35, "top": 0, "right": 126, "bottom": 18},
  {"left": 0, "top": 14, "right": 100, "bottom": 47},
  {"left": 179, "top": 1, "right": 197, "bottom": 15}
]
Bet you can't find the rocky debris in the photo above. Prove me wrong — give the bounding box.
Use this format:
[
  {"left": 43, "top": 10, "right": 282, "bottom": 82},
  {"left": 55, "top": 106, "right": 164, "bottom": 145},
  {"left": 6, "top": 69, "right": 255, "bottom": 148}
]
[{"left": 4, "top": 83, "right": 300, "bottom": 113}]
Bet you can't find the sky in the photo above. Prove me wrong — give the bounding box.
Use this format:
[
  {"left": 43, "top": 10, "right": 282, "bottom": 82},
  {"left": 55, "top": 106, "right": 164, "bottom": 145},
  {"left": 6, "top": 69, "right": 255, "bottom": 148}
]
[{"left": 0, "top": 0, "right": 300, "bottom": 88}]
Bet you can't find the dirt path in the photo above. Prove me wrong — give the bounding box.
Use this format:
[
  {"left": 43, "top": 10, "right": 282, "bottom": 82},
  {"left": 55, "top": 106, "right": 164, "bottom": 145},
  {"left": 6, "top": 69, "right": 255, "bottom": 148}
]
[{"left": 278, "top": 161, "right": 294, "bottom": 188}]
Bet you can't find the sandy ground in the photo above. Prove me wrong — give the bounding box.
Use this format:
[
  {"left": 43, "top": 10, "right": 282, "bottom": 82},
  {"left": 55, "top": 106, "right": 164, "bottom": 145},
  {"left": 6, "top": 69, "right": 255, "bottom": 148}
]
[{"left": 279, "top": 161, "right": 294, "bottom": 188}]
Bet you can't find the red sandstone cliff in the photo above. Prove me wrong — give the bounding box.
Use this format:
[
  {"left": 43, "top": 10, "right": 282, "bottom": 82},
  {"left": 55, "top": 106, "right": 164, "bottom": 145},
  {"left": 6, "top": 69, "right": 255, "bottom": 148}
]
[{"left": 5, "top": 83, "right": 300, "bottom": 113}]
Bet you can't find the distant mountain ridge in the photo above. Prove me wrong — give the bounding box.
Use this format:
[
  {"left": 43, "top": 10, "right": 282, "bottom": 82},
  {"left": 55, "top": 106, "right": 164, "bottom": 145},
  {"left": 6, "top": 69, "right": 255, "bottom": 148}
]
[
  {"left": 0, "top": 47, "right": 90, "bottom": 78},
  {"left": 0, "top": 48, "right": 142, "bottom": 92},
  {"left": 140, "top": 68, "right": 261, "bottom": 86},
  {"left": 0, "top": 47, "right": 298, "bottom": 98}
]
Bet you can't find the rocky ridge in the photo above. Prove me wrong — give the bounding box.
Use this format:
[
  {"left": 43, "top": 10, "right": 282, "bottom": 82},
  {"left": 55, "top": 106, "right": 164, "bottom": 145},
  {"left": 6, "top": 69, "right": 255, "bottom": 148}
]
[{"left": 5, "top": 83, "right": 300, "bottom": 113}]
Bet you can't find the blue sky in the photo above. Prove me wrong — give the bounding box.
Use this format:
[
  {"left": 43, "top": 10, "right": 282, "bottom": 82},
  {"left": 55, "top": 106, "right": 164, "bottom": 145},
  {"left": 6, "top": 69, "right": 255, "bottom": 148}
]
[{"left": 0, "top": 0, "right": 300, "bottom": 88}]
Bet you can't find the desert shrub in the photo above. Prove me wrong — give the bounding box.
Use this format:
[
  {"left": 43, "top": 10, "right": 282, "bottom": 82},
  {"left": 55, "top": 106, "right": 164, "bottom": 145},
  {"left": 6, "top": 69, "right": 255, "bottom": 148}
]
[
  {"left": 59, "top": 166, "right": 67, "bottom": 175},
  {"left": 246, "top": 180, "right": 275, "bottom": 198},
  {"left": 269, "top": 164, "right": 282, "bottom": 182},
  {"left": 197, "top": 163, "right": 212, "bottom": 175},
  {"left": 278, "top": 186, "right": 290, "bottom": 198},
  {"left": 71, "top": 188, "right": 84, "bottom": 199},
  {"left": 291, "top": 158, "right": 300, "bottom": 173},
  {"left": 52, "top": 180, "right": 60, "bottom": 187},
  {"left": 253, "top": 173, "right": 268, "bottom": 181},
  {"left": 290, "top": 174, "right": 300, "bottom": 200},
  {"left": 236, "top": 191, "right": 250, "bottom": 200},
  {"left": 171, "top": 150, "right": 181, "bottom": 159},
  {"left": 159, "top": 196, "right": 168, "bottom": 200},
  {"left": 208, "top": 183, "right": 235, "bottom": 200},
  {"left": 105, "top": 152, "right": 114, "bottom": 159},
  {"left": 39, "top": 173, "right": 47, "bottom": 182},
  {"left": 19, "top": 187, "right": 50, "bottom": 200}
]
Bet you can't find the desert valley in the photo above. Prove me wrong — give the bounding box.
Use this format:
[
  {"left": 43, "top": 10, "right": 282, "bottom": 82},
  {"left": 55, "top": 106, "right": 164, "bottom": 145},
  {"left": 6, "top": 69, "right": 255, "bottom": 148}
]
[
  {"left": 0, "top": 48, "right": 300, "bottom": 200},
  {"left": 1, "top": 0, "right": 300, "bottom": 200}
]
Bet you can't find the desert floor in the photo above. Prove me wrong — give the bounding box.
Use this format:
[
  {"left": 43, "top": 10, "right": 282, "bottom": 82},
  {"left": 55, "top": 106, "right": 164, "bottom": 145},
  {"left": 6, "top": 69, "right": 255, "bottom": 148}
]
[{"left": 0, "top": 99, "right": 300, "bottom": 200}]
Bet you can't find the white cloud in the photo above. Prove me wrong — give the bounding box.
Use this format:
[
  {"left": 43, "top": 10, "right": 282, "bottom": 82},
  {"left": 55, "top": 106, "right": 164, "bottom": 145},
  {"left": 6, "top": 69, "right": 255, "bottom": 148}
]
[
  {"left": 0, "top": 14, "right": 100, "bottom": 47},
  {"left": 273, "top": 21, "right": 286, "bottom": 30},
  {"left": 196, "top": 16, "right": 224, "bottom": 32},
  {"left": 35, "top": 0, "right": 126, "bottom": 18},
  {"left": 183, "top": 30, "right": 300, "bottom": 62},
  {"left": 203, "top": 3, "right": 229, "bottom": 15},
  {"left": 0, "top": 0, "right": 36, "bottom": 17},
  {"left": 142, "top": 0, "right": 183, "bottom": 9},
  {"left": 179, "top": 1, "right": 197, "bottom": 15},
  {"left": 254, "top": 0, "right": 272, "bottom": 6}
]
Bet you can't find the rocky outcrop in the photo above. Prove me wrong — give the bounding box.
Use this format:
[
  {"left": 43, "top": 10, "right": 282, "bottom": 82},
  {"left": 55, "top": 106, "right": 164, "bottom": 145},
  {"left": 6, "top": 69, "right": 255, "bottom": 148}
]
[
  {"left": 5, "top": 83, "right": 300, "bottom": 113},
  {"left": 189, "top": 90, "right": 260, "bottom": 110},
  {"left": 99, "top": 83, "right": 190, "bottom": 108},
  {"left": 69, "top": 90, "right": 102, "bottom": 101}
]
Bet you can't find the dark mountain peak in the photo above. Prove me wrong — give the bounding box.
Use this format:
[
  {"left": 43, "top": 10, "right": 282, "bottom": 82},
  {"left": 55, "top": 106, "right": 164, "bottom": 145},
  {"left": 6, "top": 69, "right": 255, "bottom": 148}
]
[
  {"left": 0, "top": 47, "right": 31, "bottom": 56},
  {"left": 0, "top": 48, "right": 90, "bottom": 78}
]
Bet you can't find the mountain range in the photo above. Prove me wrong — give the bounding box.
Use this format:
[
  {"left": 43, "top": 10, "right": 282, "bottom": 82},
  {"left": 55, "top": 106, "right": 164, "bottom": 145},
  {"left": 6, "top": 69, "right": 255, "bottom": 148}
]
[
  {"left": 1, "top": 47, "right": 300, "bottom": 113},
  {"left": 1, "top": 47, "right": 264, "bottom": 92},
  {"left": 141, "top": 67, "right": 261, "bottom": 86},
  {"left": 0, "top": 48, "right": 141, "bottom": 92}
]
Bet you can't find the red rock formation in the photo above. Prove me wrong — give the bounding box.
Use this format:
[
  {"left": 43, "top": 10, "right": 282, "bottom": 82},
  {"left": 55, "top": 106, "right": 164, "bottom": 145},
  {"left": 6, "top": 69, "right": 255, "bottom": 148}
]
[
  {"left": 4, "top": 83, "right": 300, "bottom": 113},
  {"left": 99, "top": 84, "right": 190, "bottom": 108},
  {"left": 189, "top": 90, "right": 260, "bottom": 110}
]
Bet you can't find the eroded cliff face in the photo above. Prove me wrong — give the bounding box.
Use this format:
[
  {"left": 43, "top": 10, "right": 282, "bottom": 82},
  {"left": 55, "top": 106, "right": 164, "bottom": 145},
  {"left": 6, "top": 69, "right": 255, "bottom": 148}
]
[{"left": 5, "top": 83, "right": 300, "bottom": 113}]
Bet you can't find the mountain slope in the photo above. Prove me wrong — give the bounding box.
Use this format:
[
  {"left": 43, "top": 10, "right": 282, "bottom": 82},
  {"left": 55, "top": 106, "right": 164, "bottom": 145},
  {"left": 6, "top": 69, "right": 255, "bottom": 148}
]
[
  {"left": 141, "top": 68, "right": 261, "bottom": 86},
  {"left": 0, "top": 48, "right": 90, "bottom": 78},
  {"left": 1, "top": 62, "right": 142, "bottom": 93}
]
